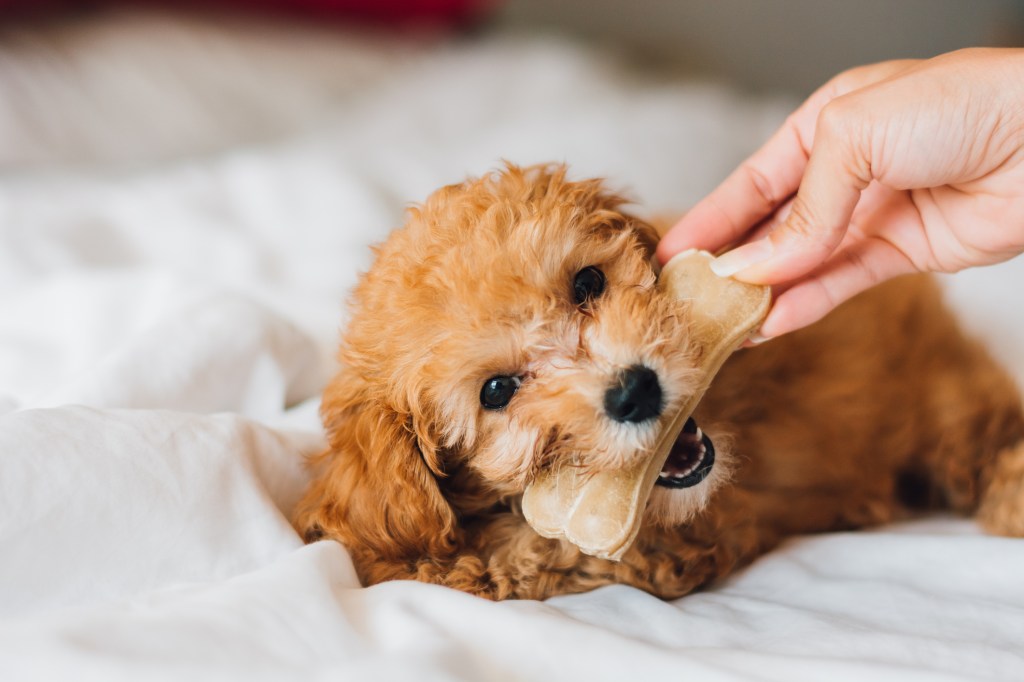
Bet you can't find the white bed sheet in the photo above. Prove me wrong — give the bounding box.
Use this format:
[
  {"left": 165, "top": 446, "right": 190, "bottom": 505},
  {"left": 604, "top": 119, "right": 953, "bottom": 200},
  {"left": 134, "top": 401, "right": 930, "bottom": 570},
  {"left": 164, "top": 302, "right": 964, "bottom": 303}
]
[{"left": 2, "top": 12, "right": 1023, "bottom": 682}]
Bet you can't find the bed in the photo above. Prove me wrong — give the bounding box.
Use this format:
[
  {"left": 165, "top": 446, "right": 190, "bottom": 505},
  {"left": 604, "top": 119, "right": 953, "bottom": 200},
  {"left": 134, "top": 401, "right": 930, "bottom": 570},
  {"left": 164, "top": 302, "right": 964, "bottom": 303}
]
[{"left": 2, "top": 11, "right": 1024, "bottom": 681}]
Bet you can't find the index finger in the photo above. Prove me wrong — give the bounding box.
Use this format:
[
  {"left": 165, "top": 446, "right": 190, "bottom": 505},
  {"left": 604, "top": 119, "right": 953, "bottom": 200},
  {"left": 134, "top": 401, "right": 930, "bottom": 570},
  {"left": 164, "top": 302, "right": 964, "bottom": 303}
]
[
  {"left": 657, "top": 60, "right": 919, "bottom": 265},
  {"left": 656, "top": 114, "right": 812, "bottom": 264}
]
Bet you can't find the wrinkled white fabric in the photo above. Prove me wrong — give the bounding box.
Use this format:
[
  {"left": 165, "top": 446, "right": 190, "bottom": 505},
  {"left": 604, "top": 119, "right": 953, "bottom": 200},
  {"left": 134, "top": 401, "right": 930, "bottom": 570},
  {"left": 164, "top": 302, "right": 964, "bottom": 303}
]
[{"left": 2, "top": 11, "right": 1023, "bottom": 682}]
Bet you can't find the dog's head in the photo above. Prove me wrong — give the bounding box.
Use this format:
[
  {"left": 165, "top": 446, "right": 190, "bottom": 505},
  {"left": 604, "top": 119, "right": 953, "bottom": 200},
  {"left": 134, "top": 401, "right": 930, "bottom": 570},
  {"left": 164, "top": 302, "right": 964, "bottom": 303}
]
[{"left": 298, "top": 164, "right": 730, "bottom": 568}]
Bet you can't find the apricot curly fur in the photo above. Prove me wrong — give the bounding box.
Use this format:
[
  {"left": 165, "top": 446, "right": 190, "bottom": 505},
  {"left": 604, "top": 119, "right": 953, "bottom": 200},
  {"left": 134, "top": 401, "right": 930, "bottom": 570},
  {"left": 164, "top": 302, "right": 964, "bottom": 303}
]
[{"left": 294, "top": 163, "right": 1024, "bottom": 600}]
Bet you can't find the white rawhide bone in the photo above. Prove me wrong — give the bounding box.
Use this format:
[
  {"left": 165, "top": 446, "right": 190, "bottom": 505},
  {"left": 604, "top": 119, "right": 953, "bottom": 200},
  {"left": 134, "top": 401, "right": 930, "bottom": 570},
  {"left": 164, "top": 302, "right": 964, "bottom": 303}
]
[{"left": 521, "top": 249, "right": 771, "bottom": 561}]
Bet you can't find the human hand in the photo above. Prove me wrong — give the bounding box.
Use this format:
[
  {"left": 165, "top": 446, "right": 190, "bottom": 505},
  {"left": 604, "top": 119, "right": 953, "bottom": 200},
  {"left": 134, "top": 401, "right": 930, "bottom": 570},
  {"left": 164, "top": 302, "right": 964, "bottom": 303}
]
[{"left": 657, "top": 48, "right": 1024, "bottom": 340}]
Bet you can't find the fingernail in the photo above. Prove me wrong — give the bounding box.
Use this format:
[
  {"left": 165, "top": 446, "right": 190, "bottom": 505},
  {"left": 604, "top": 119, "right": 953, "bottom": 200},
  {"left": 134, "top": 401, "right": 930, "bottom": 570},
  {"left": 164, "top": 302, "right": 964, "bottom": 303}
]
[
  {"left": 748, "top": 331, "right": 771, "bottom": 345},
  {"left": 710, "top": 239, "right": 774, "bottom": 278}
]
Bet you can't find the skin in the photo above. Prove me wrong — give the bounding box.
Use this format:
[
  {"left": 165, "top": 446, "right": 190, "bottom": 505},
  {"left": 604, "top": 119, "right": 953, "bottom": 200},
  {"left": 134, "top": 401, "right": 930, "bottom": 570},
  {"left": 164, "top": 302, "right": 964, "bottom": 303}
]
[{"left": 657, "top": 48, "right": 1024, "bottom": 340}]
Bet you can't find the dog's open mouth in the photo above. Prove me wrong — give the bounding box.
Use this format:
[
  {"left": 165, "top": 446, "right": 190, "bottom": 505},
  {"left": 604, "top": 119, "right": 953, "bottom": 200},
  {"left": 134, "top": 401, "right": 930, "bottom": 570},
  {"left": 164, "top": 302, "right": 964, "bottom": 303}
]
[{"left": 655, "top": 417, "right": 715, "bottom": 489}]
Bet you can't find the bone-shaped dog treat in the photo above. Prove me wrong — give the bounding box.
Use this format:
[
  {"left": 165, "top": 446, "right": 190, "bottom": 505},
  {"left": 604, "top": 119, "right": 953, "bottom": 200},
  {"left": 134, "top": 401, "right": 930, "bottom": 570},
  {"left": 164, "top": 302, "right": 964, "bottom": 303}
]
[{"left": 521, "top": 249, "right": 771, "bottom": 560}]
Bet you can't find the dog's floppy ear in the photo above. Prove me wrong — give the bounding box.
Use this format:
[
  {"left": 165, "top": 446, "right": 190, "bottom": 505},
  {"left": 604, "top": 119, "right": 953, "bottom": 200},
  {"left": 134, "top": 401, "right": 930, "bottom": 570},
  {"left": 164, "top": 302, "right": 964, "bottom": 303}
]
[
  {"left": 637, "top": 214, "right": 673, "bottom": 245},
  {"left": 633, "top": 217, "right": 660, "bottom": 254},
  {"left": 295, "top": 372, "right": 459, "bottom": 570},
  {"left": 623, "top": 214, "right": 661, "bottom": 270}
]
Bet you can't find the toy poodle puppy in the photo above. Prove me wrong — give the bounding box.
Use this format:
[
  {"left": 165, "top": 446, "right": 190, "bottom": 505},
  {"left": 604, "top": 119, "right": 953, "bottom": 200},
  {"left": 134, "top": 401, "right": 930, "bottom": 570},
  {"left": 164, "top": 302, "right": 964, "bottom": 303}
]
[{"left": 296, "top": 163, "right": 1024, "bottom": 600}]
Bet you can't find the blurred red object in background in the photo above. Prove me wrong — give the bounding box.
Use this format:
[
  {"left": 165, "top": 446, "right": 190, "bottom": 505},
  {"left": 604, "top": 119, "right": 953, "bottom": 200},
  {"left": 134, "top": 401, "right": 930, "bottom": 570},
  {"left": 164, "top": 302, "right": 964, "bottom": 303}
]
[
  {"left": 223, "top": 0, "right": 492, "bottom": 24},
  {"left": 0, "top": 0, "right": 496, "bottom": 25}
]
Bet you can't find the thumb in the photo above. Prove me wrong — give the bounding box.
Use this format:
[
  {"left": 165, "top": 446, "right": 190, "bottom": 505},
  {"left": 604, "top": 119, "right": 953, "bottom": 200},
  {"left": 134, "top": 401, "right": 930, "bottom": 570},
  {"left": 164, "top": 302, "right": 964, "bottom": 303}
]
[{"left": 711, "top": 102, "right": 871, "bottom": 285}]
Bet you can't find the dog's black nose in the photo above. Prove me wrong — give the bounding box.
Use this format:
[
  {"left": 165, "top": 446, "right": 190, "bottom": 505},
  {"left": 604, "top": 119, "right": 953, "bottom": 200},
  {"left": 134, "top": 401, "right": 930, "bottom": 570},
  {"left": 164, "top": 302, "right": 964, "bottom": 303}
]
[{"left": 604, "top": 365, "right": 663, "bottom": 423}]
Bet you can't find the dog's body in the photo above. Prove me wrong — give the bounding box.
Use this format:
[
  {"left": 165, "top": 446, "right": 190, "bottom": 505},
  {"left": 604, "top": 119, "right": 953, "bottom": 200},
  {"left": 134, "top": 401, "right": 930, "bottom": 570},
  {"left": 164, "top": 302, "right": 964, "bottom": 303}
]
[{"left": 297, "top": 164, "right": 1024, "bottom": 600}]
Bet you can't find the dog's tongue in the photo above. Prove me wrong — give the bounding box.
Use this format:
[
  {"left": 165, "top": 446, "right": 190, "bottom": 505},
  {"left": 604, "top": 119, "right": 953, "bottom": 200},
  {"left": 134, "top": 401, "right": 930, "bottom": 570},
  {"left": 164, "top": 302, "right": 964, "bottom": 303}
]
[{"left": 520, "top": 249, "right": 771, "bottom": 561}]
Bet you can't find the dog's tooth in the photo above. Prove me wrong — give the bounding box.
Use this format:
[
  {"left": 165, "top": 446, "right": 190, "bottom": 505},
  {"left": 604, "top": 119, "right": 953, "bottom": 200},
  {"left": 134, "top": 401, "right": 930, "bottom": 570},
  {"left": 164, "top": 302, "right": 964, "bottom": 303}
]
[{"left": 695, "top": 427, "right": 703, "bottom": 440}]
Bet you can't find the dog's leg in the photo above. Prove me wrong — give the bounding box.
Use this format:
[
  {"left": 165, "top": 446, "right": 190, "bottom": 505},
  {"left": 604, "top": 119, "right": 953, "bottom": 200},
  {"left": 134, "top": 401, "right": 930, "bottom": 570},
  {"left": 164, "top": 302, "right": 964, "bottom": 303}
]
[
  {"left": 912, "top": 357, "right": 1024, "bottom": 532},
  {"left": 362, "top": 541, "right": 617, "bottom": 600},
  {"left": 395, "top": 514, "right": 759, "bottom": 600},
  {"left": 914, "top": 348, "right": 1024, "bottom": 520},
  {"left": 977, "top": 440, "right": 1024, "bottom": 536},
  {"left": 474, "top": 509, "right": 767, "bottom": 600},
  {"left": 342, "top": 547, "right": 511, "bottom": 600},
  {"left": 340, "top": 517, "right": 729, "bottom": 600},
  {"left": 864, "top": 278, "right": 1024, "bottom": 521},
  {"left": 486, "top": 541, "right": 727, "bottom": 601}
]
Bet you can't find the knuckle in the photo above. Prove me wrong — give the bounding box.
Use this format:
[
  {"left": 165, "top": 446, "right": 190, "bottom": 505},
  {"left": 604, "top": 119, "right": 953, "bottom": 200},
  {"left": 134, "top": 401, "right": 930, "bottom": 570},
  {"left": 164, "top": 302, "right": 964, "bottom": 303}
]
[
  {"left": 815, "top": 97, "right": 873, "bottom": 184},
  {"left": 816, "top": 99, "right": 852, "bottom": 139},
  {"left": 825, "top": 68, "right": 859, "bottom": 97},
  {"left": 816, "top": 95, "right": 872, "bottom": 157}
]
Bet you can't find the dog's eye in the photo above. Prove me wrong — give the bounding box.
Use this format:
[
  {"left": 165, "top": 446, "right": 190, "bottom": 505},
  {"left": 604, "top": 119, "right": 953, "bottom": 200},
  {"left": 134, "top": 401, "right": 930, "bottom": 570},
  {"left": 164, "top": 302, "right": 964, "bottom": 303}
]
[
  {"left": 572, "top": 266, "right": 606, "bottom": 305},
  {"left": 480, "top": 375, "right": 521, "bottom": 410}
]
